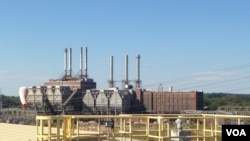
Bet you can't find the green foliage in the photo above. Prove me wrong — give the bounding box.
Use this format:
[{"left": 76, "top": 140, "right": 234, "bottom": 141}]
[
  {"left": 204, "top": 93, "right": 250, "bottom": 110},
  {"left": 0, "top": 95, "right": 21, "bottom": 108}
]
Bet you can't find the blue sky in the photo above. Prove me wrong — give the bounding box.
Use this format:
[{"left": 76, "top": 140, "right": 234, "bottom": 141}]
[{"left": 1, "top": 0, "right": 250, "bottom": 96}]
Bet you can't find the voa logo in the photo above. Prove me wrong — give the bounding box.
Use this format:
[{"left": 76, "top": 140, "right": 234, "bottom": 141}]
[
  {"left": 222, "top": 125, "right": 250, "bottom": 141},
  {"left": 226, "top": 129, "right": 246, "bottom": 136}
]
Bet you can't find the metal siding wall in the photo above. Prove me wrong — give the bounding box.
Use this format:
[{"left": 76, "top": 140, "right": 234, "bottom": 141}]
[
  {"left": 47, "top": 86, "right": 55, "bottom": 104},
  {"left": 34, "top": 86, "right": 46, "bottom": 104},
  {"left": 110, "top": 91, "right": 122, "bottom": 108},
  {"left": 123, "top": 93, "right": 131, "bottom": 113},
  {"left": 54, "top": 86, "right": 62, "bottom": 104},
  {"left": 96, "top": 91, "right": 108, "bottom": 108},
  {"left": 60, "top": 86, "right": 71, "bottom": 104},
  {"left": 82, "top": 91, "right": 94, "bottom": 108},
  {"left": 27, "top": 86, "right": 35, "bottom": 103}
]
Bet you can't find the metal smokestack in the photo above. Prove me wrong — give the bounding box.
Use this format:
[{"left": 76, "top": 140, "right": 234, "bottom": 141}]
[
  {"left": 85, "top": 47, "right": 88, "bottom": 77},
  {"left": 80, "top": 47, "right": 83, "bottom": 77},
  {"left": 125, "top": 55, "right": 128, "bottom": 85},
  {"left": 136, "top": 54, "right": 141, "bottom": 88},
  {"left": 69, "top": 48, "right": 72, "bottom": 77},
  {"left": 64, "top": 48, "right": 68, "bottom": 76},
  {"left": 109, "top": 56, "right": 114, "bottom": 88}
]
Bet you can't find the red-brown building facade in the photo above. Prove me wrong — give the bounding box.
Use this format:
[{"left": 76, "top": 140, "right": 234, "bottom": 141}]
[{"left": 135, "top": 88, "right": 203, "bottom": 114}]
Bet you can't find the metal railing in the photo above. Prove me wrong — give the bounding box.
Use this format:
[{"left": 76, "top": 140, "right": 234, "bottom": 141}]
[{"left": 36, "top": 114, "right": 250, "bottom": 141}]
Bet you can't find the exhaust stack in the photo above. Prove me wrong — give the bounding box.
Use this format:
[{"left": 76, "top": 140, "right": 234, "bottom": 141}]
[
  {"left": 85, "top": 47, "right": 88, "bottom": 78},
  {"left": 80, "top": 47, "right": 83, "bottom": 77},
  {"left": 109, "top": 56, "right": 114, "bottom": 88},
  {"left": 136, "top": 54, "right": 141, "bottom": 88},
  {"left": 69, "top": 48, "right": 72, "bottom": 77},
  {"left": 64, "top": 48, "right": 68, "bottom": 76},
  {"left": 125, "top": 55, "right": 129, "bottom": 85}
]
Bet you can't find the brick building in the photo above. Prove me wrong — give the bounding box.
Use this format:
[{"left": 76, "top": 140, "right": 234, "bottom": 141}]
[{"left": 135, "top": 88, "right": 203, "bottom": 114}]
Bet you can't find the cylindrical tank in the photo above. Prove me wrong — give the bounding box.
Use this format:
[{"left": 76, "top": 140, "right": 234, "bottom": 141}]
[{"left": 19, "top": 86, "right": 28, "bottom": 108}]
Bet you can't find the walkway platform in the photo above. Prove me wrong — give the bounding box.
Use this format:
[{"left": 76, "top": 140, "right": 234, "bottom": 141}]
[{"left": 1, "top": 114, "right": 250, "bottom": 141}]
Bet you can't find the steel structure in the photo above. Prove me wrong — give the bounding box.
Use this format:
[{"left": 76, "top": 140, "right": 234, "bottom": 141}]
[
  {"left": 25, "top": 47, "right": 96, "bottom": 115},
  {"left": 23, "top": 47, "right": 203, "bottom": 116},
  {"left": 36, "top": 114, "right": 250, "bottom": 141},
  {"left": 24, "top": 47, "right": 144, "bottom": 115},
  {"left": 82, "top": 89, "right": 133, "bottom": 115}
]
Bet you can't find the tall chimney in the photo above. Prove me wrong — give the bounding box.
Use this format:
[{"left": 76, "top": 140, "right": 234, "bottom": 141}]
[
  {"left": 64, "top": 48, "right": 68, "bottom": 76},
  {"left": 136, "top": 54, "right": 141, "bottom": 88},
  {"left": 80, "top": 47, "right": 83, "bottom": 77},
  {"left": 85, "top": 47, "right": 88, "bottom": 77},
  {"left": 69, "top": 48, "right": 72, "bottom": 77},
  {"left": 125, "top": 55, "right": 129, "bottom": 85},
  {"left": 109, "top": 56, "right": 114, "bottom": 88}
]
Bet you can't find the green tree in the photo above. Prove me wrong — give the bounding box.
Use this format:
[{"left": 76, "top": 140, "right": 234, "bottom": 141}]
[
  {"left": 204, "top": 93, "right": 250, "bottom": 110},
  {"left": 0, "top": 95, "right": 21, "bottom": 108}
]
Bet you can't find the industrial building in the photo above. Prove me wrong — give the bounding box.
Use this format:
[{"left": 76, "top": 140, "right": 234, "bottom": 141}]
[
  {"left": 82, "top": 89, "right": 134, "bottom": 114},
  {"left": 23, "top": 47, "right": 203, "bottom": 115},
  {"left": 26, "top": 47, "right": 96, "bottom": 114},
  {"left": 135, "top": 88, "right": 203, "bottom": 114}
]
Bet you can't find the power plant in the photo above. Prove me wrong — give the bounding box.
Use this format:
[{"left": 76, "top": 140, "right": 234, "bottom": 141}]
[{"left": 20, "top": 47, "right": 203, "bottom": 115}]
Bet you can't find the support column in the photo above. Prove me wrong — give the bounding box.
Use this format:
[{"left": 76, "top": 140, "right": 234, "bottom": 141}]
[{"left": 203, "top": 116, "right": 206, "bottom": 141}]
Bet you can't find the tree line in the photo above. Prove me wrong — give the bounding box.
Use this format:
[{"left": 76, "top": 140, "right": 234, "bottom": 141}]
[
  {"left": 0, "top": 95, "right": 21, "bottom": 108},
  {"left": 204, "top": 93, "right": 250, "bottom": 110}
]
